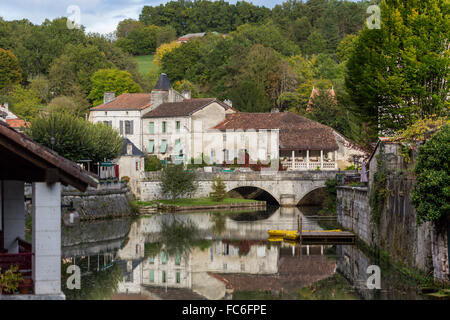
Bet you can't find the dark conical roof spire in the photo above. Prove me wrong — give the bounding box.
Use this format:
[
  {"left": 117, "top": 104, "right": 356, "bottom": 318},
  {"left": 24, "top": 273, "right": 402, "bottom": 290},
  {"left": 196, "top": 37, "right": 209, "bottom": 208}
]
[{"left": 153, "top": 73, "right": 172, "bottom": 91}]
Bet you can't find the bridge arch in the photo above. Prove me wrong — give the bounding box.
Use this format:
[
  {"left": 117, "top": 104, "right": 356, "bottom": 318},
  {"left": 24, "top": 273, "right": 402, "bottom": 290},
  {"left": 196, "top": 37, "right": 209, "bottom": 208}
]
[
  {"left": 296, "top": 186, "right": 328, "bottom": 206},
  {"left": 227, "top": 186, "right": 280, "bottom": 206}
]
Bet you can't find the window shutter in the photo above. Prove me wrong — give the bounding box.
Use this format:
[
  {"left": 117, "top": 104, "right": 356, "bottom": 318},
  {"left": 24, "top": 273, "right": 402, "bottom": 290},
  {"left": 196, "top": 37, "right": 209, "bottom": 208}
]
[
  {"left": 130, "top": 120, "right": 134, "bottom": 134},
  {"left": 119, "top": 121, "right": 123, "bottom": 135}
]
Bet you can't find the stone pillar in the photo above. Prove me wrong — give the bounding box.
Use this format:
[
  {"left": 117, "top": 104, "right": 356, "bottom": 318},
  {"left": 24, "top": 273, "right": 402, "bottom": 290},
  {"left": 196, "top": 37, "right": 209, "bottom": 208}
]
[
  {"left": 334, "top": 151, "right": 338, "bottom": 169},
  {"left": 32, "top": 182, "right": 63, "bottom": 296},
  {"left": 280, "top": 194, "right": 295, "bottom": 207},
  {"left": 306, "top": 150, "right": 310, "bottom": 169},
  {"left": 320, "top": 150, "right": 324, "bottom": 169},
  {"left": 2, "top": 180, "right": 25, "bottom": 253},
  {"left": 291, "top": 150, "right": 295, "bottom": 170}
]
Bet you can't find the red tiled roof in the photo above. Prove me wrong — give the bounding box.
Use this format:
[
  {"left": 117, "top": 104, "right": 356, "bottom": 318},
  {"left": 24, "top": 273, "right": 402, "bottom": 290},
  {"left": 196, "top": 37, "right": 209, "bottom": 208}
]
[
  {"left": 142, "top": 98, "right": 232, "bottom": 118},
  {"left": 5, "top": 118, "right": 30, "bottom": 128},
  {"left": 212, "top": 112, "right": 339, "bottom": 151},
  {"left": 90, "top": 93, "right": 152, "bottom": 111}
]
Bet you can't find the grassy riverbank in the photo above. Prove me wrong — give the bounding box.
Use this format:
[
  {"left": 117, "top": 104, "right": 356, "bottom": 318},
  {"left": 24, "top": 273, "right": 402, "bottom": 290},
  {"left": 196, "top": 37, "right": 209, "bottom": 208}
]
[{"left": 135, "top": 197, "right": 260, "bottom": 207}]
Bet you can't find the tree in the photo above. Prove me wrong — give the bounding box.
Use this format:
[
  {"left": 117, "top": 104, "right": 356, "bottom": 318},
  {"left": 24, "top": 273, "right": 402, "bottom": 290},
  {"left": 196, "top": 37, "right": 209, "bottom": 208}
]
[
  {"left": 46, "top": 95, "right": 89, "bottom": 118},
  {"left": 27, "top": 112, "right": 122, "bottom": 163},
  {"left": 303, "top": 32, "right": 327, "bottom": 56},
  {"left": 0, "top": 48, "right": 22, "bottom": 91},
  {"left": 346, "top": 0, "right": 450, "bottom": 136},
  {"left": 210, "top": 177, "right": 227, "bottom": 202},
  {"left": 159, "top": 164, "right": 197, "bottom": 200},
  {"left": 145, "top": 155, "right": 162, "bottom": 171},
  {"left": 48, "top": 44, "right": 113, "bottom": 97},
  {"left": 229, "top": 80, "right": 270, "bottom": 113},
  {"left": 88, "top": 69, "right": 142, "bottom": 106},
  {"left": 411, "top": 125, "right": 450, "bottom": 225},
  {"left": 9, "top": 85, "right": 40, "bottom": 120},
  {"left": 173, "top": 79, "right": 199, "bottom": 98},
  {"left": 153, "top": 41, "right": 181, "bottom": 67}
]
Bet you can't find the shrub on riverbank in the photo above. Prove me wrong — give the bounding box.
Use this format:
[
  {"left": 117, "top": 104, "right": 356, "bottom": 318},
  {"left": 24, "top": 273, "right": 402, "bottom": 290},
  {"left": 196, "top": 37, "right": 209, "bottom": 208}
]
[{"left": 159, "top": 164, "right": 197, "bottom": 200}]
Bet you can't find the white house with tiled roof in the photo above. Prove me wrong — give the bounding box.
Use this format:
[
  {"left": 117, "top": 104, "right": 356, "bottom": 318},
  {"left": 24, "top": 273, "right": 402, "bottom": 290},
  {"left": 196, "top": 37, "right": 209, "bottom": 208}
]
[
  {"left": 89, "top": 73, "right": 367, "bottom": 169},
  {"left": 89, "top": 74, "right": 236, "bottom": 161}
]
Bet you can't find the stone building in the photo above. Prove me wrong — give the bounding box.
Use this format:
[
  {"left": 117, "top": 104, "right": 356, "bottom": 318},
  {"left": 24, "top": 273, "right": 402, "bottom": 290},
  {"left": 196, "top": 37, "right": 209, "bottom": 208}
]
[{"left": 89, "top": 73, "right": 367, "bottom": 170}]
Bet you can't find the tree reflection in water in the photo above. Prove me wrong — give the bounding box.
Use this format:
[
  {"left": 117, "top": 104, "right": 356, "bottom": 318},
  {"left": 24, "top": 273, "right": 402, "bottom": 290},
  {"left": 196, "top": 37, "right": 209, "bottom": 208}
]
[{"left": 158, "top": 214, "right": 202, "bottom": 257}]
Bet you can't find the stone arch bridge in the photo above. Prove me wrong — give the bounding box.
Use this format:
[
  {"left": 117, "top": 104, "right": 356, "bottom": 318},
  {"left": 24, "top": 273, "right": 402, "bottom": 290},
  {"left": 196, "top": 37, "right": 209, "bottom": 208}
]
[{"left": 138, "top": 171, "right": 343, "bottom": 206}]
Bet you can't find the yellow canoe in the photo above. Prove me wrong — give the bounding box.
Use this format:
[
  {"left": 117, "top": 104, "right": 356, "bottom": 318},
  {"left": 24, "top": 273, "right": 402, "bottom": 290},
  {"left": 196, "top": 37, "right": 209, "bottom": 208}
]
[
  {"left": 267, "top": 236, "right": 284, "bottom": 242},
  {"left": 268, "top": 230, "right": 298, "bottom": 237}
]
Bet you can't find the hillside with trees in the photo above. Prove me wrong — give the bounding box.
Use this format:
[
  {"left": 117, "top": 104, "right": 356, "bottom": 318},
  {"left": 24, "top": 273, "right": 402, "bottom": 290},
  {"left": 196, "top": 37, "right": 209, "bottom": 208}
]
[{"left": 0, "top": 0, "right": 447, "bottom": 150}]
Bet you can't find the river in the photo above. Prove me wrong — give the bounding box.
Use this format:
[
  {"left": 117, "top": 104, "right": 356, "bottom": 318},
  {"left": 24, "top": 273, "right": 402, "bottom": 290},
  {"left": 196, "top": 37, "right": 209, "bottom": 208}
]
[{"left": 61, "top": 206, "right": 433, "bottom": 300}]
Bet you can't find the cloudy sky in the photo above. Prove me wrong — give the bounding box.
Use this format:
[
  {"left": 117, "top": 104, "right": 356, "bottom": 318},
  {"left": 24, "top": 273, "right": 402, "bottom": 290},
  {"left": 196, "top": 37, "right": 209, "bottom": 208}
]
[{"left": 0, "top": 0, "right": 285, "bottom": 34}]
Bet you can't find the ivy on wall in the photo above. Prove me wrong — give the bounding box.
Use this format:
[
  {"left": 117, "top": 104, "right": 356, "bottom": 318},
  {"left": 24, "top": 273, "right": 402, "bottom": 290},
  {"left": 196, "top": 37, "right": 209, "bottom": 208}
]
[
  {"left": 411, "top": 125, "right": 450, "bottom": 226},
  {"left": 369, "top": 144, "right": 388, "bottom": 224}
]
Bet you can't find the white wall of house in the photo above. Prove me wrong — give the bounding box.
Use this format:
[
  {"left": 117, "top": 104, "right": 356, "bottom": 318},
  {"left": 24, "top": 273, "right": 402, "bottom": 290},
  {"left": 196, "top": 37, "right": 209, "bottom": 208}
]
[
  {"left": 89, "top": 110, "right": 143, "bottom": 151},
  {"left": 143, "top": 116, "right": 191, "bottom": 161},
  {"left": 203, "top": 129, "right": 280, "bottom": 165},
  {"left": 333, "top": 131, "right": 368, "bottom": 169},
  {"left": 117, "top": 155, "right": 144, "bottom": 180}
]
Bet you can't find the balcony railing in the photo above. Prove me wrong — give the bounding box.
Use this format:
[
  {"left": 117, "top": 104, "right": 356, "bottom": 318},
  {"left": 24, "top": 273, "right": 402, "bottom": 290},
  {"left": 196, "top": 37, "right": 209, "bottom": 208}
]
[
  {"left": 0, "top": 238, "right": 33, "bottom": 294},
  {"left": 281, "top": 159, "right": 337, "bottom": 170}
]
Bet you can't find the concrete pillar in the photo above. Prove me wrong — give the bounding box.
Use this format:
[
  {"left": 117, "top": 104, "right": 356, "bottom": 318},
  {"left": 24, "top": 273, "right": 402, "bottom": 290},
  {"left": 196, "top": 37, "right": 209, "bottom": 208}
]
[
  {"left": 32, "top": 182, "right": 63, "bottom": 296},
  {"left": 2, "top": 180, "right": 25, "bottom": 253},
  {"left": 291, "top": 150, "right": 295, "bottom": 169},
  {"left": 320, "top": 150, "right": 324, "bottom": 169},
  {"left": 306, "top": 245, "right": 310, "bottom": 256}
]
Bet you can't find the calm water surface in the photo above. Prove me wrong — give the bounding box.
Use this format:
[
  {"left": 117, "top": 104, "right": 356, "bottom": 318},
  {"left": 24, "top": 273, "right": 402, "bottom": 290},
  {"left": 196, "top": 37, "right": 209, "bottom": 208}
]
[{"left": 61, "top": 207, "right": 431, "bottom": 300}]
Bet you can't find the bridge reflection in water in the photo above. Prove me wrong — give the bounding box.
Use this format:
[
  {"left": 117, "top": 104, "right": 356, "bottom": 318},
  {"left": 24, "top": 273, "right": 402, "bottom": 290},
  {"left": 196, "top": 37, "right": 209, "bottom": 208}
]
[{"left": 61, "top": 207, "right": 429, "bottom": 300}]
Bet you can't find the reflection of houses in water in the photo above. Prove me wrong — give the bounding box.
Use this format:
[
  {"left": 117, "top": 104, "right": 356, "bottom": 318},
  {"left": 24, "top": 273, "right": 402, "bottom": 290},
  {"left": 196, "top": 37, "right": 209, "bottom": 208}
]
[{"left": 114, "top": 208, "right": 330, "bottom": 298}]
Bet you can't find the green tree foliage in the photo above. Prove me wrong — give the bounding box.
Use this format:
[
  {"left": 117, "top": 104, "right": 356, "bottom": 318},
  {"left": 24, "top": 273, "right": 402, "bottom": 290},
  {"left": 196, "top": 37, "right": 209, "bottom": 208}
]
[
  {"left": 145, "top": 155, "right": 162, "bottom": 171},
  {"left": 346, "top": 0, "right": 450, "bottom": 136},
  {"left": 88, "top": 69, "right": 142, "bottom": 106},
  {"left": 303, "top": 32, "right": 327, "bottom": 56},
  {"left": 139, "top": 0, "right": 271, "bottom": 35},
  {"left": 46, "top": 95, "right": 90, "bottom": 118},
  {"left": 27, "top": 113, "right": 122, "bottom": 163},
  {"left": 210, "top": 177, "right": 227, "bottom": 202},
  {"left": 159, "top": 164, "right": 197, "bottom": 200},
  {"left": 173, "top": 79, "right": 199, "bottom": 98},
  {"left": 115, "top": 22, "right": 177, "bottom": 56},
  {"left": 8, "top": 85, "right": 40, "bottom": 120},
  {"left": 412, "top": 125, "right": 450, "bottom": 225},
  {"left": 0, "top": 18, "right": 86, "bottom": 81},
  {"left": 0, "top": 48, "right": 22, "bottom": 91},
  {"left": 48, "top": 43, "right": 113, "bottom": 97}
]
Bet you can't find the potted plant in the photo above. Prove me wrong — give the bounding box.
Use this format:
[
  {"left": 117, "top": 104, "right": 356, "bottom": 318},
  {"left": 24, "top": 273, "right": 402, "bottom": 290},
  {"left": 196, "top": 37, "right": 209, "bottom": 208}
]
[{"left": 0, "top": 265, "right": 23, "bottom": 295}]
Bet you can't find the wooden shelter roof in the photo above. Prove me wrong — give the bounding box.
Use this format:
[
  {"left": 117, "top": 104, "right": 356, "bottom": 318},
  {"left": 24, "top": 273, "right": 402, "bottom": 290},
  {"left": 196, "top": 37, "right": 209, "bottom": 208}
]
[{"left": 0, "top": 121, "right": 98, "bottom": 191}]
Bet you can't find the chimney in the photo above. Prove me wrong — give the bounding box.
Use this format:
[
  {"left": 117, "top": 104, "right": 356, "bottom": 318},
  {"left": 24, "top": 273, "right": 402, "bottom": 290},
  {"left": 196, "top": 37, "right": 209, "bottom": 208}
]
[
  {"left": 181, "top": 90, "right": 191, "bottom": 100},
  {"left": 224, "top": 99, "right": 232, "bottom": 108},
  {"left": 103, "top": 92, "right": 115, "bottom": 104},
  {"left": 271, "top": 107, "right": 280, "bottom": 113}
]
